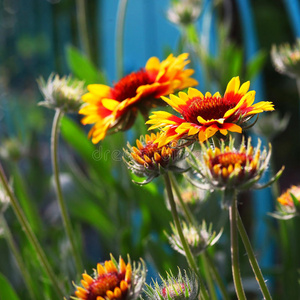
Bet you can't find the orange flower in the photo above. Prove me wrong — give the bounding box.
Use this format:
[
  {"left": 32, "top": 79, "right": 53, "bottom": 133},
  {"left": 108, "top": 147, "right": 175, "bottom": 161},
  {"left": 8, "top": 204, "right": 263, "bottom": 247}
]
[
  {"left": 73, "top": 255, "right": 146, "bottom": 300},
  {"left": 147, "top": 76, "right": 274, "bottom": 146},
  {"left": 79, "top": 53, "right": 198, "bottom": 143},
  {"left": 277, "top": 185, "right": 300, "bottom": 208}
]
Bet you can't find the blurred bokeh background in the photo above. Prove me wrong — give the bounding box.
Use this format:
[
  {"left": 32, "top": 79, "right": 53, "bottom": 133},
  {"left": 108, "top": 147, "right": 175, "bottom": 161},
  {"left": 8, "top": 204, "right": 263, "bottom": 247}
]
[{"left": 0, "top": 0, "right": 300, "bottom": 299}]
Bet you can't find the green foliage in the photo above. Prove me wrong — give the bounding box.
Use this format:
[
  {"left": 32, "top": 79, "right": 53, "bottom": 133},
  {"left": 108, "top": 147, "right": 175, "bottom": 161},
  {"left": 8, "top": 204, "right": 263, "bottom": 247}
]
[
  {"left": 66, "top": 46, "right": 106, "bottom": 85},
  {"left": 0, "top": 274, "right": 21, "bottom": 300}
]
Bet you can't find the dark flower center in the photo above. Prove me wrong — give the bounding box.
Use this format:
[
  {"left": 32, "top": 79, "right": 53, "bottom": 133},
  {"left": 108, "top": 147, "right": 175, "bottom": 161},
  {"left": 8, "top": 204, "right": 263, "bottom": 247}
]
[
  {"left": 111, "top": 69, "right": 153, "bottom": 102},
  {"left": 181, "top": 94, "right": 241, "bottom": 124},
  {"left": 87, "top": 272, "right": 126, "bottom": 300}
]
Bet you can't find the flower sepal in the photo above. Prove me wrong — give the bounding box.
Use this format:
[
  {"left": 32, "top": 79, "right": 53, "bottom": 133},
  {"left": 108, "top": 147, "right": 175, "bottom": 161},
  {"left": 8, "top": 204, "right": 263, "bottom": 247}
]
[
  {"left": 166, "top": 220, "right": 223, "bottom": 256},
  {"left": 123, "top": 133, "right": 187, "bottom": 185},
  {"left": 142, "top": 268, "right": 199, "bottom": 300}
]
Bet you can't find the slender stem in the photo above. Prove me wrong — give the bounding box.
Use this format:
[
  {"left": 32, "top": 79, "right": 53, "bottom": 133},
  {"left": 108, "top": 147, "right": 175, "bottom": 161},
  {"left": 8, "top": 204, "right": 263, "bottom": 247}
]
[
  {"left": 163, "top": 173, "right": 209, "bottom": 300},
  {"left": 204, "top": 251, "right": 230, "bottom": 300},
  {"left": 169, "top": 173, "right": 197, "bottom": 226},
  {"left": 237, "top": 212, "right": 272, "bottom": 300},
  {"left": 229, "top": 192, "right": 246, "bottom": 300},
  {"left": 200, "top": 253, "right": 217, "bottom": 300},
  {"left": 116, "top": 0, "right": 128, "bottom": 79},
  {"left": 76, "top": 0, "right": 92, "bottom": 61},
  {"left": 51, "top": 109, "right": 83, "bottom": 274},
  {"left": 295, "top": 79, "right": 300, "bottom": 134},
  {"left": 0, "top": 164, "right": 64, "bottom": 299},
  {"left": 0, "top": 214, "right": 37, "bottom": 300}
]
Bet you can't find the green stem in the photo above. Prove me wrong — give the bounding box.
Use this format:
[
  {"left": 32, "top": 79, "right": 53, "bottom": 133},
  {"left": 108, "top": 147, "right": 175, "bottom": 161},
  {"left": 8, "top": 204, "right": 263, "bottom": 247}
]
[
  {"left": 169, "top": 173, "right": 197, "bottom": 226},
  {"left": 76, "top": 0, "right": 92, "bottom": 61},
  {"left": 51, "top": 109, "right": 83, "bottom": 274},
  {"left": 0, "top": 164, "right": 64, "bottom": 299},
  {"left": 163, "top": 173, "right": 209, "bottom": 300},
  {"left": 116, "top": 0, "right": 128, "bottom": 79},
  {"left": 229, "top": 192, "right": 246, "bottom": 300},
  {"left": 204, "top": 251, "right": 230, "bottom": 300},
  {"left": 0, "top": 214, "right": 37, "bottom": 300},
  {"left": 237, "top": 212, "right": 272, "bottom": 300},
  {"left": 200, "top": 253, "right": 217, "bottom": 300}
]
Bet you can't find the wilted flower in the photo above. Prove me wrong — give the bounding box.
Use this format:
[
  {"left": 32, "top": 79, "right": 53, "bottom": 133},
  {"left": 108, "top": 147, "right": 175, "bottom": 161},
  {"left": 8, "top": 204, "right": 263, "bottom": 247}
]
[
  {"left": 37, "top": 73, "right": 85, "bottom": 112},
  {"left": 167, "top": 221, "right": 222, "bottom": 256},
  {"left": 168, "top": 180, "right": 208, "bottom": 216},
  {"left": 167, "top": 0, "right": 202, "bottom": 27},
  {"left": 251, "top": 111, "right": 290, "bottom": 141},
  {"left": 147, "top": 77, "right": 274, "bottom": 146},
  {"left": 123, "top": 132, "right": 187, "bottom": 185},
  {"left": 271, "top": 39, "right": 300, "bottom": 78},
  {"left": 271, "top": 185, "right": 300, "bottom": 219},
  {"left": 0, "top": 138, "right": 27, "bottom": 162},
  {"left": 187, "top": 137, "right": 283, "bottom": 207},
  {"left": 143, "top": 268, "right": 199, "bottom": 300},
  {"left": 79, "top": 53, "right": 198, "bottom": 143},
  {"left": 73, "top": 254, "right": 146, "bottom": 300}
]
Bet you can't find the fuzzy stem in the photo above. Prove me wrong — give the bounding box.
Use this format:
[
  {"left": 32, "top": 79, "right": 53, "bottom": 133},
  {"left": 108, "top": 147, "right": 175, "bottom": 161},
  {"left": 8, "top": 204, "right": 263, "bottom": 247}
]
[
  {"left": 237, "top": 212, "right": 272, "bottom": 300},
  {"left": 0, "top": 164, "right": 64, "bottom": 299},
  {"left": 204, "top": 251, "right": 230, "bottom": 300},
  {"left": 51, "top": 109, "right": 83, "bottom": 274},
  {"left": 169, "top": 173, "right": 197, "bottom": 226},
  {"left": 163, "top": 173, "right": 209, "bottom": 300},
  {"left": 116, "top": 0, "right": 128, "bottom": 79},
  {"left": 200, "top": 253, "right": 217, "bottom": 300},
  {"left": 0, "top": 214, "right": 37, "bottom": 300},
  {"left": 229, "top": 191, "right": 246, "bottom": 300}
]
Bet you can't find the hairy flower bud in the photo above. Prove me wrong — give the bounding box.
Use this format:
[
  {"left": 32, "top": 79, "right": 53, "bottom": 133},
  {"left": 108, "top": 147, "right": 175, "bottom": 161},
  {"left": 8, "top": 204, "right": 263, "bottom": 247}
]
[{"left": 38, "top": 73, "right": 85, "bottom": 113}]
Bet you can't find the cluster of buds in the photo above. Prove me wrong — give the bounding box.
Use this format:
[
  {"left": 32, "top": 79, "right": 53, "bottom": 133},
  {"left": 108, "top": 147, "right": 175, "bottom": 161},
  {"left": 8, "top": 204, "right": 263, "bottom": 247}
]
[
  {"left": 167, "top": 220, "right": 223, "bottom": 257},
  {"left": 167, "top": 0, "right": 202, "bottom": 27},
  {"left": 143, "top": 268, "right": 199, "bottom": 300},
  {"left": 73, "top": 254, "right": 146, "bottom": 300},
  {"left": 270, "top": 185, "right": 300, "bottom": 219},
  {"left": 123, "top": 133, "right": 187, "bottom": 185},
  {"left": 37, "top": 73, "right": 85, "bottom": 113},
  {"left": 271, "top": 39, "right": 300, "bottom": 78}
]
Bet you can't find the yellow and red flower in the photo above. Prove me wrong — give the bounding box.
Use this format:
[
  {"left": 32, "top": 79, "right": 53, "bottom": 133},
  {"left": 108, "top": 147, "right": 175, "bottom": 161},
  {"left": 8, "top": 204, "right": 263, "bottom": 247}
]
[
  {"left": 79, "top": 53, "right": 198, "bottom": 143},
  {"left": 147, "top": 76, "right": 274, "bottom": 146},
  {"left": 73, "top": 255, "right": 146, "bottom": 300},
  {"left": 123, "top": 132, "right": 187, "bottom": 185}
]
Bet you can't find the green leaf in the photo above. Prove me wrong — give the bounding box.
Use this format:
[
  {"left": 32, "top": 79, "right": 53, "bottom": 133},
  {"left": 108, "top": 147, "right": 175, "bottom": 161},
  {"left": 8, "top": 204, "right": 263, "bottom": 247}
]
[
  {"left": 0, "top": 274, "right": 21, "bottom": 300},
  {"left": 245, "top": 51, "right": 267, "bottom": 80},
  {"left": 66, "top": 45, "right": 106, "bottom": 85},
  {"left": 60, "top": 116, "right": 112, "bottom": 182}
]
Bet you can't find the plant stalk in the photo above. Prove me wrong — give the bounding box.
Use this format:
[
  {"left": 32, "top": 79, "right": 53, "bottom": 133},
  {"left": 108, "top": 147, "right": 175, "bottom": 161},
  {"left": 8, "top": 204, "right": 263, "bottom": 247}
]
[
  {"left": 229, "top": 191, "right": 246, "bottom": 300},
  {"left": 163, "top": 173, "right": 209, "bottom": 300},
  {"left": 0, "top": 214, "right": 37, "bottom": 300},
  {"left": 237, "top": 212, "right": 272, "bottom": 300},
  {"left": 51, "top": 109, "right": 83, "bottom": 274},
  {"left": 200, "top": 253, "right": 217, "bottom": 300},
  {"left": 204, "top": 251, "right": 230, "bottom": 300},
  {"left": 0, "top": 164, "right": 64, "bottom": 299},
  {"left": 116, "top": 0, "right": 128, "bottom": 79},
  {"left": 76, "top": 0, "right": 92, "bottom": 61}
]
